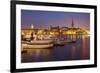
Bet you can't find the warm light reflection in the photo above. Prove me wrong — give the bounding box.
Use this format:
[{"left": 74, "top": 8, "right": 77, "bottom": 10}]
[
  {"left": 21, "top": 35, "right": 90, "bottom": 62},
  {"left": 81, "top": 36, "right": 90, "bottom": 59},
  {"left": 23, "top": 48, "right": 51, "bottom": 61}
]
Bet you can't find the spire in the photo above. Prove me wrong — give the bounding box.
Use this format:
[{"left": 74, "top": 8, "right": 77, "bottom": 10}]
[{"left": 71, "top": 18, "right": 74, "bottom": 28}]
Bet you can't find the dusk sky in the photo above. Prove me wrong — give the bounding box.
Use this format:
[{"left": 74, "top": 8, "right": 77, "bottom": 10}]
[{"left": 21, "top": 10, "right": 90, "bottom": 30}]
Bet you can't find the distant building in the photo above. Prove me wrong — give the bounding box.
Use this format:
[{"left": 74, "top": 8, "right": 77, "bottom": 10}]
[{"left": 49, "top": 26, "right": 60, "bottom": 35}]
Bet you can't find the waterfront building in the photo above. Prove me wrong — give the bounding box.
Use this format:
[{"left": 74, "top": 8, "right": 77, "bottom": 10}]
[{"left": 21, "top": 19, "right": 89, "bottom": 39}]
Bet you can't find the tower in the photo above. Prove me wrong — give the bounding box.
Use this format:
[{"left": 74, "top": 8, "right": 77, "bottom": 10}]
[
  {"left": 71, "top": 19, "right": 74, "bottom": 28},
  {"left": 31, "top": 24, "right": 34, "bottom": 29}
]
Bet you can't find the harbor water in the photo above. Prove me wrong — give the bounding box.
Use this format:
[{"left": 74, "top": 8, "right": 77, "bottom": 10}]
[{"left": 21, "top": 35, "right": 90, "bottom": 63}]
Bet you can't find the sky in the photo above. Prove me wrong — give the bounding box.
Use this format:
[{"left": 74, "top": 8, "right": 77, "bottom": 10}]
[{"left": 21, "top": 10, "right": 90, "bottom": 30}]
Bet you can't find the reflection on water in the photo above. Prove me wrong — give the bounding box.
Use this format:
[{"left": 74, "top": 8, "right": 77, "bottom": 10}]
[{"left": 21, "top": 35, "right": 90, "bottom": 63}]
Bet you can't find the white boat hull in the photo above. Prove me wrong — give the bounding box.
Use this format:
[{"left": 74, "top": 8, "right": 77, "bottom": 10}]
[
  {"left": 30, "top": 40, "right": 53, "bottom": 44},
  {"left": 22, "top": 43, "right": 53, "bottom": 49}
]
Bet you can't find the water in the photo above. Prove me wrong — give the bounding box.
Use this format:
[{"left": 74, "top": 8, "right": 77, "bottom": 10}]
[{"left": 21, "top": 35, "right": 90, "bottom": 63}]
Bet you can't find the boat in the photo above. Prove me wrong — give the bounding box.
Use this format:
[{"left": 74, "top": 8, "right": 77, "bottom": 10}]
[
  {"left": 22, "top": 44, "right": 53, "bottom": 49},
  {"left": 54, "top": 40, "right": 65, "bottom": 46},
  {"left": 28, "top": 40, "right": 53, "bottom": 44},
  {"left": 54, "top": 39, "right": 76, "bottom": 46},
  {"left": 22, "top": 40, "right": 54, "bottom": 49}
]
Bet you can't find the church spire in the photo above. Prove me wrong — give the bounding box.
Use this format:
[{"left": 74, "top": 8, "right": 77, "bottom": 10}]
[{"left": 71, "top": 18, "right": 74, "bottom": 28}]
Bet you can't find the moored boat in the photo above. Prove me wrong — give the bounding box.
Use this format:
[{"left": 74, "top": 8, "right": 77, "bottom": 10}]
[
  {"left": 22, "top": 40, "right": 54, "bottom": 49},
  {"left": 54, "top": 39, "right": 76, "bottom": 46},
  {"left": 22, "top": 43, "right": 53, "bottom": 49},
  {"left": 28, "top": 40, "right": 53, "bottom": 45}
]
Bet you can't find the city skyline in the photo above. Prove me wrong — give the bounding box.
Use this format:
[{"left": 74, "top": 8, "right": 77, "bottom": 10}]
[{"left": 21, "top": 10, "right": 90, "bottom": 30}]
